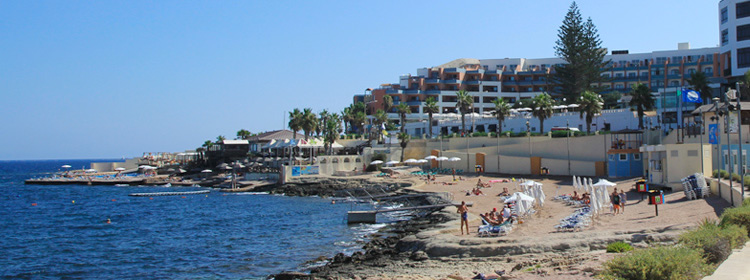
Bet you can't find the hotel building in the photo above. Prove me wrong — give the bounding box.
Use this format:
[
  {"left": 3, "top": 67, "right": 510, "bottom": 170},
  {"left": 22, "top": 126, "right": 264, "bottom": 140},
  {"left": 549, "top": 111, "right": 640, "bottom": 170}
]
[
  {"left": 720, "top": 0, "right": 750, "bottom": 78},
  {"left": 355, "top": 45, "right": 721, "bottom": 129}
]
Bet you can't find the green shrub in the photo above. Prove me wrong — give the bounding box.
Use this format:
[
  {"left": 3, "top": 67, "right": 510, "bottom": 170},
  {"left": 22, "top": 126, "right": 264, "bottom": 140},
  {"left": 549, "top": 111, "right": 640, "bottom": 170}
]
[
  {"left": 743, "top": 198, "right": 750, "bottom": 207},
  {"left": 471, "top": 132, "right": 488, "bottom": 137},
  {"left": 679, "top": 220, "right": 747, "bottom": 264},
  {"left": 713, "top": 169, "right": 720, "bottom": 178},
  {"left": 599, "top": 246, "right": 712, "bottom": 280},
  {"left": 606, "top": 241, "right": 633, "bottom": 253},
  {"left": 720, "top": 206, "right": 750, "bottom": 235},
  {"left": 732, "top": 173, "right": 742, "bottom": 182},
  {"left": 723, "top": 171, "right": 732, "bottom": 180}
]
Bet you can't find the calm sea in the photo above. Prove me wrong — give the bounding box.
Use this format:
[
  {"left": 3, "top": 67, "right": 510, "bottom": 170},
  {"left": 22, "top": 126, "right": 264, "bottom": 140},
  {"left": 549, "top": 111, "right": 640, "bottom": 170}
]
[{"left": 0, "top": 160, "right": 393, "bottom": 279}]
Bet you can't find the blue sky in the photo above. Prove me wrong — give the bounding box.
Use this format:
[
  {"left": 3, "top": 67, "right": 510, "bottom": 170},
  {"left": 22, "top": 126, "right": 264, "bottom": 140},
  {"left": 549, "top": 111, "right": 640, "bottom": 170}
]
[{"left": 0, "top": 0, "right": 719, "bottom": 160}]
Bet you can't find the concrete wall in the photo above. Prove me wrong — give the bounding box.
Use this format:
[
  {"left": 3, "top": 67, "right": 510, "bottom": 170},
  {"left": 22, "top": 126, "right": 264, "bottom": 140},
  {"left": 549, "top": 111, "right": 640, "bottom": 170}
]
[
  {"left": 90, "top": 158, "right": 140, "bottom": 172},
  {"left": 709, "top": 179, "right": 745, "bottom": 207},
  {"left": 317, "top": 155, "right": 362, "bottom": 175}
]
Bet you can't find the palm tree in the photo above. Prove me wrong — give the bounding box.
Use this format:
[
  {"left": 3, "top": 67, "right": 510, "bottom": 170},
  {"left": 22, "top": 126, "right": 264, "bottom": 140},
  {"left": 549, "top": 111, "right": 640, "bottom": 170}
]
[
  {"left": 316, "top": 110, "right": 329, "bottom": 137},
  {"left": 455, "top": 90, "right": 473, "bottom": 136},
  {"left": 216, "top": 135, "right": 226, "bottom": 142},
  {"left": 322, "top": 113, "right": 342, "bottom": 155},
  {"left": 202, "top": 140, "right": 214, "bottom": 150},
  {"left": 374, "top": 109, "right": 388, "bottom": 140},
  {"left": 341, "top": 107, "right": 352, "bottom": 134},
  {"left": 423, "top": 97, "right": 439, "bottom": 138},
  {"left": 531, "top": 93, "right": 554, "bottom": 134},
  {"left": 397, "top": 132, "right": 410, "bottom": 162},
  {"left": 236, "top": 129, "right": 251, "bottom": 140},
  {"left": 395, "top": 103, "right": 410, "bottom": 134},
  {"left": 491, "top": 98, "right": 511, "bottom": 135},
  {"left": 687, "top": 72, "right": 711, "bottom": 104},
  {"left": 578, "top": 91, "right": 603, "bottom": 133},
  {"left": 629, "top": 83, "right": 656, "bottom": 129},
  {"left": 353, "top": 111, "right": 366, "bottom": 136},
  {"left": 288, "top": 108, "right": 302, "bottom": 139},
  {"left": 301, "top": 108, "right": 317, "bottom": 140},
  {"left": 383, "top": 95, "right": 393, "bottom": 113}
]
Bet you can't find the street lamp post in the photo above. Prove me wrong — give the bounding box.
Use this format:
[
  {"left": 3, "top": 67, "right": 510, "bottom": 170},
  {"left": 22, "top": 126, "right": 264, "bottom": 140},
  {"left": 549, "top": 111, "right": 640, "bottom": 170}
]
[
  {"left": 713, "top": 97, "right": 722, "bottom": 199},
  {"left": 725, "top": 96, "right": 734, "bottom": 206},
  {"left": 567, "top": 119, "right": 571, "bottom": 176},
  {"left": 737, "top": 82, "right": 745, "bottom": 198}
]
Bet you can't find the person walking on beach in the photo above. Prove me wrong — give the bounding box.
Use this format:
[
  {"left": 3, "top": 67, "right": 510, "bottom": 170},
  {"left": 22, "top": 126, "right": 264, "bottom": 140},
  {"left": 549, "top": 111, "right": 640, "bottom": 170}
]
[
  {"left": 452, "top": 168, "right": 456, "bottom": 181},
  {"left": 619, "top": 190, "right": 627, "bottom": 213},
  {"left": 457, "top": 201, "right": 469, "bottom": 235},
  {"left": 611, "top": 189, "right": 621, "bottom": 215}
]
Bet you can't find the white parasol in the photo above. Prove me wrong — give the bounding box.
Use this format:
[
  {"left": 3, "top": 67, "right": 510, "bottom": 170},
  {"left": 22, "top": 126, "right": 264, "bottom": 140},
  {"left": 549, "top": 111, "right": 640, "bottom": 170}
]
[
  {"left": 424, "top": 155, "right": 438, "bottom": 160},
  {"left": 436, "top": 156, "right": 449, "bottom": 161},
  {"left": 370, "top": 160, "right": 383, "bottom": 165},
  {"left": 201, "top": 169, "right": 212, "bottom": 173},
  {"left": 61, "top": 165, "right": 72, "bottom": 168},
  {"left": 448, "top": 157, "right": 461, "bottom": 162},
  {"left": 114, "top": 167, "right": 126, "bottom": 171},
  {"left": 385, "top": 160, "right": 400, "bottom": 166}
]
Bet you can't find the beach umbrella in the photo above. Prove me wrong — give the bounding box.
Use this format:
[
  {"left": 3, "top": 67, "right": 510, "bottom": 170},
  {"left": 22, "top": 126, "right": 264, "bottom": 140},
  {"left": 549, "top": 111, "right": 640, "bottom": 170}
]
[
  {"left": 416, "top": 159, "right": 429, "bottom": 163},
  {"left": 593, "top": 179, "right": 617, "bottom": 187},
  {"left": 567, "top": 104, "right": 579, "bottom": 108},
  {"left": 178, "top": 169, "right": 187, "bottom": 173},
  {"left": 61, "top": 165, "right": 71, "bottom": 169},
  {"left": 504, "top": 192, "right": 534, "bottom": 203},
  {"left": 115, "top": 167, "right": 126, "bottom": 171},
  {"left": 201, "top": 169, "right": 212, "bottom": 173},
  {"left": 85, "top": 169, "right": 97, "bottom": 173},
  {"left": 424, "top": 155, "right": 438, "bottom": 160},
  {"left": 436, "top": 156, "right": 449, "bottom": 161},
  {"left": 385, "top": 160, "right": 400, "bottom": 166},
  {"left": 448, "top": 157, "right": 461, "bottom": 162},
  {"left": 370, "top": 160, "right": 383, "bottom": 165},
  {"left": 519, "top": 180, "right": 540, "bottom": 187},
  {"left": 404, "top": 159, "right": 418, "bottom": 164}
]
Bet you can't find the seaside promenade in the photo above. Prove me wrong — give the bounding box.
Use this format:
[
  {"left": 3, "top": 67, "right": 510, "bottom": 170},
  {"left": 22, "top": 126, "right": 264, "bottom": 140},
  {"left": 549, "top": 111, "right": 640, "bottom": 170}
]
[{"left": 704, "top": 241, "right": 750, "bottom": 280}]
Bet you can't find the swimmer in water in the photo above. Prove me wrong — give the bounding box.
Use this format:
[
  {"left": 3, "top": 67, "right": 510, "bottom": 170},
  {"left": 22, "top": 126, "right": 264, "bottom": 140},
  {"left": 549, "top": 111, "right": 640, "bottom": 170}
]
[{"left": 106, "top": 218, "right": 111, "bottom": 224}]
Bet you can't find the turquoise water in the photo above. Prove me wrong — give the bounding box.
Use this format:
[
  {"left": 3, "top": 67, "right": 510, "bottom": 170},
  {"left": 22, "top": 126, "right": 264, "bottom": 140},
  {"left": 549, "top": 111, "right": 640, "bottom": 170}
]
[{"left": 0, "top": 160, "right": 389, "bottom": 279}]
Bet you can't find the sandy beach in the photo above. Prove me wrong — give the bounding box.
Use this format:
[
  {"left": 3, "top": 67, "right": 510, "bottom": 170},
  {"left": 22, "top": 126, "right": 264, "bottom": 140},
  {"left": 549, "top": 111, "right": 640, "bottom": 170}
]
[{"left": 310, "top": 170, "right": 730, "bottom": 279}]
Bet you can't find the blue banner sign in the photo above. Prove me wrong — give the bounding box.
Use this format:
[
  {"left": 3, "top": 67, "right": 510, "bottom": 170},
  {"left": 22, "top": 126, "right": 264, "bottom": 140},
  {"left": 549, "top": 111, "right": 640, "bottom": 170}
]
[
  {"left": 709, "top": 124, "right": 719, "bottom": 144},
  {"left": 292, "top": 166, "right": 319, "bottom": 176}
]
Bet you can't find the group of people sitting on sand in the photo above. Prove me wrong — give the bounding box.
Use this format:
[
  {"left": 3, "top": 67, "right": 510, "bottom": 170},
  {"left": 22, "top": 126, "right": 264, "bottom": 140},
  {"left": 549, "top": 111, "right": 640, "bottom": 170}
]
[
  {"left": 480, "top": 204, "right": 514, "bottom": 225},
  {"left": 571, "top": 191, "right": 591, "bottom": 204}
]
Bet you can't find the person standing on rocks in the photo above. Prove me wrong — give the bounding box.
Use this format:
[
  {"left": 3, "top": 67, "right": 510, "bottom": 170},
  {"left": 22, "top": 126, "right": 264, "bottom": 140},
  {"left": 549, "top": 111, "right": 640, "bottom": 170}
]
[{"left": 457, "top": 201, "right": 469, "bottom": 235}]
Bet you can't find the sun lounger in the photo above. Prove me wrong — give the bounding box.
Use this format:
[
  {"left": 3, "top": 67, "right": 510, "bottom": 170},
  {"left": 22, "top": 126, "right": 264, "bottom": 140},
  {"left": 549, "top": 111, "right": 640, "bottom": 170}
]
[{"left": 478, "top": 217, "right": 512, "bottom": 237}]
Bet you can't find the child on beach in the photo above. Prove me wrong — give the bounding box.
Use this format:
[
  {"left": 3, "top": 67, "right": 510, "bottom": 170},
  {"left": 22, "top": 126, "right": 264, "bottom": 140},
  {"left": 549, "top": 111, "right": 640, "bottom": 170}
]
[
  {"left": 611, "top": 189, "right": 621, "bottom": 215},
  {"left": 619, "top": 190, "right": 627, "bottom": 213}
]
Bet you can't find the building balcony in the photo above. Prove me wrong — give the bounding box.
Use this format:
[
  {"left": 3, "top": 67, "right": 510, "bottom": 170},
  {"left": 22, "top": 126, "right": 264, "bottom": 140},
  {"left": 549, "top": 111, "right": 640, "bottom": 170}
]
[
  {"left": 425, "top": 78, "right": 441, "bottom": 84},
  {"left": 683, "top": 62, "right": 698, "bottom": 66},
  {"left": 385, "top": 89, "right": 402, "bottom": 94},
  {"left": 516, "top": 80, "right": 534, "bottom": 86},
  {"left": 425, "top": 89, "right": 442, "bottom": 94},
  {"left": 404, "top": 89, "right": 422, "bottom": 94},
  {"left": 465, "top": 80, "right": 481, "bottom": 85},
  {"left": 444, "top": 67, "right": 464, "bottom": 73},
  {"left": 442, "top": 79, "right": 461, "bottom": 84},
  {"left": 667, "top": 74, "right": 681, "bottom": 79},
  {"left": 466, "top": 69, "right": 485, "bottom": 74},
  {"left": 406, "top": 100, "right": 423, "bottom": 106}
]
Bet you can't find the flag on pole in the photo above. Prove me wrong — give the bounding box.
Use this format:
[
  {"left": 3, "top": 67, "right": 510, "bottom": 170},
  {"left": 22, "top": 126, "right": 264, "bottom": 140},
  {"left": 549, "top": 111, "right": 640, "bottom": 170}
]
[{"left": 682, "top": 88, "right": 703, "bottom": 103}]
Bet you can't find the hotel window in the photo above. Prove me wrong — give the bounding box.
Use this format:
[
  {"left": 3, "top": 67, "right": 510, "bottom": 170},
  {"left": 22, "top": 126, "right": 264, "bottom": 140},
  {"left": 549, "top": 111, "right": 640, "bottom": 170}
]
[
  {"left": 615, "top": 73, "right": 623, "bottom": 78},
  {"left": 670, "top": 69, "right": 680, "bottom": 75},
  {"left": 722, "top": 29, "right": 729, "bottom": 46},
  {"left": 528, "top": 87, "right": 533, "bottom": 92},
  {"left": 738, "top": 47, "right": 750, "bottom": 68},
  {"left": 601, "top": 73, "right": 610, "bottom": 78},
  {"left": 628, "top": 72, "right": 636, "bottom": 78},
  {"left": 656, "top": 57, "right": 667, "bottom": 64},
  {"left": 633, "top": 154, "right": 641, "bottom": 160},
  {"left": 704, "top": 55, "right": 714, "bottom": 63},
  {"left": 671, "top": 56, "right": 682, "bottom": 63},
  {"left": 738, "top": 24, "right": 750, "bottom": 41},
  {"left": 615, "top": 84, "right": 624, "bottom": 89},
  {"left": 619, "top": 154, "right": 627, "bottom": 161},
  {"left": 705, "top": 67, "right": 714, "bottom": 75},
  {"left": 722, "top": 7, "right": 729, "bottom": 23},
  {"left": 738, "top": 2, "right": 750, "bottom": 19},
  {"left": 670, "top": 81, "right": 680, "bottom": 87},
  {"left": 686, "top": 68, "right": 696, "bottom": 75}
]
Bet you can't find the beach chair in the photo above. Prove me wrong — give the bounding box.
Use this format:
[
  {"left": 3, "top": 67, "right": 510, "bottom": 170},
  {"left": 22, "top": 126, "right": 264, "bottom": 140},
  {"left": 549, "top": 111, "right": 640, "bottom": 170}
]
[{"left": 478, "top": 217, "right": 512, "bottom": 237}]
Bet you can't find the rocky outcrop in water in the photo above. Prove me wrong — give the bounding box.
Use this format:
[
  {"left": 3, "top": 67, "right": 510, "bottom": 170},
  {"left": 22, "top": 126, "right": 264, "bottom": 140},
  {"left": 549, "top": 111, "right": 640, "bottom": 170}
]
[{"left": 253, "top": 177, "right": 412, "bottom": 197}]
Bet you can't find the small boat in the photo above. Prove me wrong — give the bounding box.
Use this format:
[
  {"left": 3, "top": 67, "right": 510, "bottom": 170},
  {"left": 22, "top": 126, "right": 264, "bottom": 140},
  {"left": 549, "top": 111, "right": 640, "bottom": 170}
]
[{"left": 115, "top": 184, "right": 129, "bottom": 187}]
